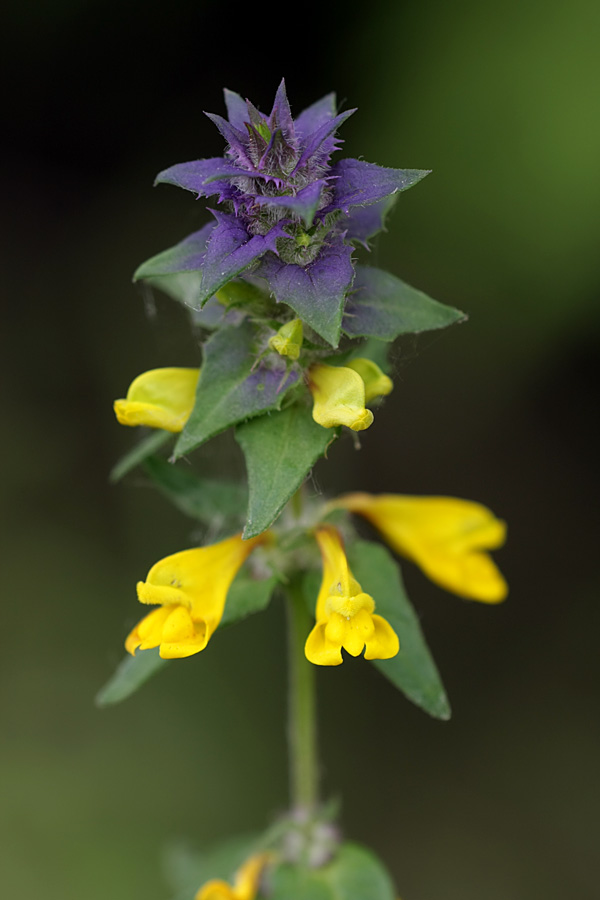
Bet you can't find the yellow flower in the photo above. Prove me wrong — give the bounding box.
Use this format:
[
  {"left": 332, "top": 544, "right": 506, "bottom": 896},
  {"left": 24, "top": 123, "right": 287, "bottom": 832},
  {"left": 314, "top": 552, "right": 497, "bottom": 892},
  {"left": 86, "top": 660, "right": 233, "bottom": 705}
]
[
  {"left": 335, "top": 493, "right": 508, "bottom": 602},
  {"left": 308, "top": 359, "right": 393, "bottom": 431},
  {"left": 305, "top": 525, "right": 399, "bottom": 666},
  {"left": 345, "top": 358, "right": 393, "bottom": 403},
  {"left": 307, "top": 363, "right": 371, "bottom": 431},
  {"left": 113, "top": 367, "right": 199, "bottom": 432},
  {"left": 268, "top": 318, "right": 303, "bottom": 360},
  {"left": 125, "top": 533, "right": 266, "bottom": 659},
  {"left": 195, "top": 852, "right": 271, "bottom": 900}
]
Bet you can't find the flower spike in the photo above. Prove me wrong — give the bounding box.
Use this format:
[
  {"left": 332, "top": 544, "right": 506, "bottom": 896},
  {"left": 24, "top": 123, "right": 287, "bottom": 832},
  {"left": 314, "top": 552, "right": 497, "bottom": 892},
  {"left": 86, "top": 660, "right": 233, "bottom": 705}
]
[
  {"left": 126, "top": 533, "right": 266, "bottom": 659},
  {"left": 335, "top": 493, "right": 508, "bottom": 602},
  {"left": 114, "top": 367, "right": 199, "bottom": 432},
  {"left": 195, "top": 852, "right": 272, "bottom": 900},
  {"left": 305, "top": 525, "right": 399, "bottom": 666}
]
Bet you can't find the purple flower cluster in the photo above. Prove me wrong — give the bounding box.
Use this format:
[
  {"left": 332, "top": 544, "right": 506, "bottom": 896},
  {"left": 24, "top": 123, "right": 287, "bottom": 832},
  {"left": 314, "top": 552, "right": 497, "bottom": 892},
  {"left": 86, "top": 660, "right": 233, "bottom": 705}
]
[{"left": 136, "top": 80, "right": 428, "bottom": 346}]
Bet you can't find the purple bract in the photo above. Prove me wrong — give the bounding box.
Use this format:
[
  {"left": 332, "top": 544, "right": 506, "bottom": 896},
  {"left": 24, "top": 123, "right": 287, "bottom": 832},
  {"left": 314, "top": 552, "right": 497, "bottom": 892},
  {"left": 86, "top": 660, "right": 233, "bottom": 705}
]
[{"left": 137, "top": 79, "right": 429, "bottom": 346}]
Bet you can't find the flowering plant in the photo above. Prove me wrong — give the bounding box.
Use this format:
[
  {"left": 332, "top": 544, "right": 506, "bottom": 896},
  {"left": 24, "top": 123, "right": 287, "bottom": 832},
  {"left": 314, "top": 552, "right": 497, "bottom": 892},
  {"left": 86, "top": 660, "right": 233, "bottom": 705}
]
[{"left": 98, "top": 81, "right": 507, "bottom": 900}]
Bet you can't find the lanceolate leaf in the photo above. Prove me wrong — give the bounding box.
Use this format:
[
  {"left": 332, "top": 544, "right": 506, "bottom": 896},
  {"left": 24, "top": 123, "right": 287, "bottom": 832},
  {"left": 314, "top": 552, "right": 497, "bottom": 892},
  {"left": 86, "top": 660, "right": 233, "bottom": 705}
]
[
  {"left": 342, "top": 266, "right": 466, "bottom": 341},
  {"left": 269, "top": 843, "right": 395, "bottom": 900},
  {"left": 347, "top": 540, "right": 451, "bottom": 720},
  {"left": 175, "top": 320, "right": 299, "bottom": 458},
  {"left": 109, "top": 430, "right": 173, "bottom": 483},
  {"left": 133, "top": 223, "right": 214, "bottom": 282},
  {"left": 236, "top": 404, "right": 337, "bottom": 539},
  {"left": 142, "top": 455, "right": 246, "bottom": 527},
  {"left": 95, "top": 648, "right": 168, "bottom": 707}
]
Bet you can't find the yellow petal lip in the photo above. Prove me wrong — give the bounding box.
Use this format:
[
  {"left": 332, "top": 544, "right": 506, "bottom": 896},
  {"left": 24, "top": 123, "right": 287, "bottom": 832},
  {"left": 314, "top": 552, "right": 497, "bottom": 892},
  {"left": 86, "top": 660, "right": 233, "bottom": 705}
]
[
  {"left": 126, "top": 533, "right": 267, "bottom": 659},
  {"left": 306, "top": 525, "right": 399, "bottom": 666},
  {"left": 334, "top": 492, "right": 508, "bottom": 603},
  {"left": 114, "top": 367, "right": 199, "bottom": 432},
  {"left": 308, "top": 363, "right": 374, "bottom": 431}
]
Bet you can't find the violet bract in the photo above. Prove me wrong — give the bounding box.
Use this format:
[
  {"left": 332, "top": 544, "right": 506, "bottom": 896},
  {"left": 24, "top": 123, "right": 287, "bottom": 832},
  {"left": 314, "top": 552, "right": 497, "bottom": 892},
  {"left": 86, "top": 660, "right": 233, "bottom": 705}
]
[{"left": 134, "top": 79, "right": 430, "bottom": 346}]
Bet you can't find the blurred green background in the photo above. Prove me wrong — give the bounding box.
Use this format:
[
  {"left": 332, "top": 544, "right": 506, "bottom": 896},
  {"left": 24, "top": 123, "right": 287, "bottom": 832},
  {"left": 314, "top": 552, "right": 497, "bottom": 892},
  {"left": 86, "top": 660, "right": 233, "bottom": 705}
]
[{"left": 2, "top": 0, "right": 599, "bottom": 898}]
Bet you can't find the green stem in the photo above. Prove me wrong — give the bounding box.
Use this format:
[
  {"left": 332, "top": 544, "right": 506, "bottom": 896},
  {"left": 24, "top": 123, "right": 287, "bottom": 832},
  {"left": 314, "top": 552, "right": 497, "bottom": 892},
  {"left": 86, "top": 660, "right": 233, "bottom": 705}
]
[{"left": 286, "top": 577, "right": 319, "bottom": 812}]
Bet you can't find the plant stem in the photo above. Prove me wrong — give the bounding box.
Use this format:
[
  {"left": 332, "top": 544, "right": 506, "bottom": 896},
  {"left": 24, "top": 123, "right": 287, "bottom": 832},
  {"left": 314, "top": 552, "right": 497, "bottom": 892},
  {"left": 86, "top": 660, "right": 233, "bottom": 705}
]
[{"left": 286, "top": 577, "right": 319, "bottom": 812}]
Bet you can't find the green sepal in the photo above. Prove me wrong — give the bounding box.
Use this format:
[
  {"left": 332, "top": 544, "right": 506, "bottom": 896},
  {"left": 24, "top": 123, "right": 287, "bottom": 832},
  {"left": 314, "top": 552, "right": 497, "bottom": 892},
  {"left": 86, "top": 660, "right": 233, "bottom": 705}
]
[
  {"left": 175, "top": 320, "right": 299, "bottom": 459},
  {"left": 95, "top": 572, "right": 278, "bottom": 707},
  {"left": 109, "top": 430, "right": 172, "bottom": 483},
  {"left": 95, "top": 647, "right": 168, "bottom": 707},
  {"left": 347, "top": 540, "right": 451, "bottom": 720},
  {"left": 342, "top": 265, "right": 466, "bottom": 341},
  {"left": 270, "top": 843, "right": 396, "bottom": 900},
  {"left": 236, "top": 404, "right": 338, "bottom": 539},
  {"left": 142, "top": 455, "right": 246, "bottom": 528}
]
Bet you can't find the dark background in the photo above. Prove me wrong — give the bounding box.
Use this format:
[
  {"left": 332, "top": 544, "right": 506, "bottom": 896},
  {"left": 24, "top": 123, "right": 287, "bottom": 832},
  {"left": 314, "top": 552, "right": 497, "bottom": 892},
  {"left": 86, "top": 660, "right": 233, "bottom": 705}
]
[{"left": 2, "top": 1, "right": 599, "bottom": 898}]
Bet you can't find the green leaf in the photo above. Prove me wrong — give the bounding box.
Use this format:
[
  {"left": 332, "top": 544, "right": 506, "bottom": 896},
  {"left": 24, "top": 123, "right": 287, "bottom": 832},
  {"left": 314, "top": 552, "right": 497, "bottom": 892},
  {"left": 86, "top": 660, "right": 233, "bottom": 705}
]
[
  {"left": 270, "top": 843, "right": 396, "bottom": 900},
  {"left": 342, "top": 266, "right": 466, "bottom": 341},
  {"left": 144, "top": 271, "right": 203, "bottom": 306},
  {"left": 236, "top": 404, "right": 337, "bottom": 539},
  {"left": 142, "top": 455, "right": 246, "bottom": 526},
  {"left": 95, "top": 648, "right": 169, "bottom": 707},
  {"left": 164, "top": 833, "right": 261, "bottom": 900},
  {"left": 175, "top": 320, "right": 299, "bottom": 459},
  {"left": 109, "top": 430, "right": 172, "bottom": 483},
  {"left": 348, "top": 541, "right": 451, "bottom": 719},
  {"left": 220, "top": 572, "right": 279, "bottom": 628},
  {"left": 134, "top": 223, "right": 213, "bottom": 283}
]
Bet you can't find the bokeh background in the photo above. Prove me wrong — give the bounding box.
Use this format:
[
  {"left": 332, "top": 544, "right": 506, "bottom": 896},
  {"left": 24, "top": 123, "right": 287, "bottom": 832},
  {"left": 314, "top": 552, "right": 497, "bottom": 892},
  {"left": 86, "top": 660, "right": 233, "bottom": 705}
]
[{"left": 2, "top": 0, "right": 599, "bottom": 898}]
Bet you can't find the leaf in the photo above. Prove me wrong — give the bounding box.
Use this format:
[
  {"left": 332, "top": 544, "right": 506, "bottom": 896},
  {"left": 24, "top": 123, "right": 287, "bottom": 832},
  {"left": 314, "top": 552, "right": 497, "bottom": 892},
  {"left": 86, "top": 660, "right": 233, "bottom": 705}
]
[
  {"left": 109, "top": 430, "right": 172, "bottom": 483},
  {"left": 175, "top": 320, "right": 299, "bottom": 458},
  {"left": 270, "top": 843, "right": 396, "bottom": 900},
  {"left": 95, "top": 648, "right": 169, "bottom": 707},
  {"left": 142, "top": 455, "right": 246, "bottom": 526},
  {"left": 347, "top": 540, "right": 451, "bottom": 719},
  {"left": 220, "top": 572, "right": 279, "bottom": 628},
  {"left": 134, "top": 224, "right": 214, "bottom": 282},
  {"left": 164, "top": 833, "right": 261, "bottom": 900},
  {"left": 236, "top": 404, "right": 337, "bottom": 539},
  {"left": 342, "top": 266, "right": 466, "bottom": 341},
  {"left": 257, "top": 239, "right": 354, "bottom": 347}
]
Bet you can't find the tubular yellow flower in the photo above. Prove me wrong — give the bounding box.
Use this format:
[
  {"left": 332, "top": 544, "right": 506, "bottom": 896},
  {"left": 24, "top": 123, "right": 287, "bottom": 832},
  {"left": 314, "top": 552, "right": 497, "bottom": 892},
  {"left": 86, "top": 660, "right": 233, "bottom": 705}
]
[
  {"left": 308, "top": 363, "right": 374, "bottom": 431},
  {"left": 305, "top": 525, "right": 399, "bottom": 666},
  {"left": 345, "top": 358, "right": 393, "bottom": 403},
  {"left": 195, "top": 852, "right": 271, "bottom": 900},
  {"left": 268, "top": 318, "right": 303, "bottom": 360},
  {"left": 113, "top": 367, "right": 199, "bottom": 432},
  {"left": 125, "top": 533, "right": 266, "bottom": 659},
  {"left": 335, "top": 493, "right": 508, "bottom": 603}
]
